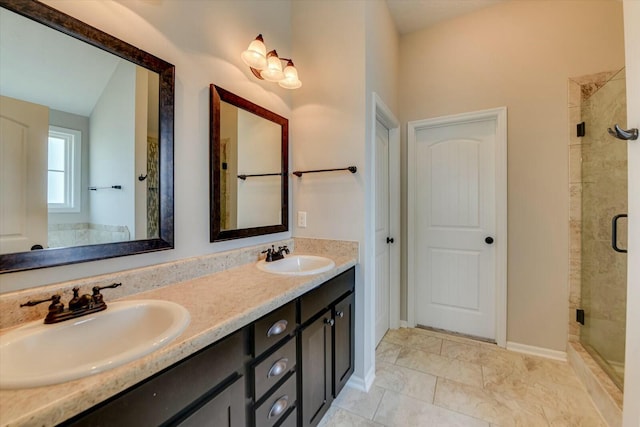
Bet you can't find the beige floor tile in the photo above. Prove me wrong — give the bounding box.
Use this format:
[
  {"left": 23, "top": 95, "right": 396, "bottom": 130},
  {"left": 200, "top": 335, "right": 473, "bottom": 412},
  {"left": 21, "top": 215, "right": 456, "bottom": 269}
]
[
  {"left": 383, "top": 327, "right": 443, "bottom": 354},
  {"left": 413, "top": 327, "right": 497, "bottom": 348},
  {"left": 318, "top": 406, "right": 385, "bottom": 427},
  {"left": 374, "top": 390, "right": 489, "bottom": 427},
  {"left": 374, "top": 361, "right": 437, "bottom": 403},
  {"left": 528, "top": 382, "right": 606, "bottom": 427},
  {"left": 323, "top": 329, "right": 604, "bottom": 427},
  {"left": 521, "top": 354, "right": 584, "bottom": 389},
  {"left": 376, "top": 341, "right": 402, "bottom": 364},
  {"left": 396, "top": 347, "right": 484, "bottom": 387},
  {"left": 332, "top": 385, "right": 385, "bottom": 420},
  {"left": 440, "top": 339, "right": 483, "bottom": 363},
  {"left": 382, "top": 328, "right": 413, "bottom": 346},
  {"left": 434, "top": 377, "right": 549, "bottom": 426}
]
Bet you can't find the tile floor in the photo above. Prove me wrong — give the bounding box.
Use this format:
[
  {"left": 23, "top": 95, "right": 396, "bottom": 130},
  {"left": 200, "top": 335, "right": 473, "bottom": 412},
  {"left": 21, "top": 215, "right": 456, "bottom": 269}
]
[{"left": 318, "top": 327, "right": 606, "bottom": 427}]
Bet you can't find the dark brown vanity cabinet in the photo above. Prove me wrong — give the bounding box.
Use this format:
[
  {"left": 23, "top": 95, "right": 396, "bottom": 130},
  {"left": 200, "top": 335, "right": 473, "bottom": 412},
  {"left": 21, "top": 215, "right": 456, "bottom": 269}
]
[
  {"left": 58, "top": 267, "right": 355, "bottom": 427},
  {"left": 299, "top": 268, "right": 355, "bottom": 427},
  {"left": 60, "top": 329, "right": 250, "bottom": 427}
]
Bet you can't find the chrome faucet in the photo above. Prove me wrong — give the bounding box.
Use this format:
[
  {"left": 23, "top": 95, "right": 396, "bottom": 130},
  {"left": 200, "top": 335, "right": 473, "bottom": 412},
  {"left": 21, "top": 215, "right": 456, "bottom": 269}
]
[
  {"left": 20, "top": 283, "right": 122, "bottom": 324},
  {"left": 262, "top": 245, "right": 289, "bottom": 262}
]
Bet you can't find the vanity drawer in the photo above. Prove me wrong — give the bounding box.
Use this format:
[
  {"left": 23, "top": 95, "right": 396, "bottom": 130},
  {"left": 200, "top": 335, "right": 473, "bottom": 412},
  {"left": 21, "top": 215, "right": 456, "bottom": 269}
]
[
  {"left": 254, "top": 372, "right": 297, "bottom": 427},
  {"left": 278, "top": 407, "right": 297, "bottom": 427},
  {"left": 300, "top": 268, "right": 355, "bottom": 325},
  {"left": 253, "top": 301, "right": 296, "bottom": 356},
  {"left": 253, "top": 336, "right": 296, "bottom": 400}
]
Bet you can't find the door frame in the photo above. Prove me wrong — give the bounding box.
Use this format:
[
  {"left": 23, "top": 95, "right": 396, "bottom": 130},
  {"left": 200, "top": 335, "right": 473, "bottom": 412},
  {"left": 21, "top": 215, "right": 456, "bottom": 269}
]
[
  {"left": 407, "top": 107, "right": 507, "bottom": 347},
  {"left": 370, "top": 93, "right": 401, "bottom": 331}
]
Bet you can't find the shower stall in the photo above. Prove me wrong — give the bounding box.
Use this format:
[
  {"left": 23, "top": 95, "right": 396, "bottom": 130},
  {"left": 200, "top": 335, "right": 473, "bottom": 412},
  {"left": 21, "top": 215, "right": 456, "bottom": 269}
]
[{"left": 571, "top": 68, "right": 627, "bottom": 391}]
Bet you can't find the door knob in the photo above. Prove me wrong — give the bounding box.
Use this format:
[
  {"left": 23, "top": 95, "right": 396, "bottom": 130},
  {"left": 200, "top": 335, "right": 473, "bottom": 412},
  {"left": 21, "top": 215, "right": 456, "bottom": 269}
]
[
  {"left": 485, "top": 237, "right": 494, "bottom": 244},
  {"left": 386, "top": 237, "right": 394, "bottom": 244}
]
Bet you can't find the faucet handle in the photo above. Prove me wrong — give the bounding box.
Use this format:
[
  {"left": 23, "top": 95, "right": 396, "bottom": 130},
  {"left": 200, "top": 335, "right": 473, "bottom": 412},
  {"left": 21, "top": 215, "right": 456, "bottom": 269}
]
[
  {"left": 278, "top": 245, "right": 290, "bottom": 254},
  {"left": 20, "top": 294, "right": 64, "bottom": 315},
  {"left": 262, "top": 247, "right": 274, "bottom": 262},
  {"left": 92, "top": 283, "right": 122, "bottom": 294},
  {"left": 92, "top": 283, "right": 122, "bottom": 306},
  {"left": 20, "top": 294, "right": 61, "bottom": 308}
]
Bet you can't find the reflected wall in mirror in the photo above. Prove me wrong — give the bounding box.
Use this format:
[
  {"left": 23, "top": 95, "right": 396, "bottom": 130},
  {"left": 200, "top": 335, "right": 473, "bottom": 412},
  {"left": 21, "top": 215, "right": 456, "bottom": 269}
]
[
  {"left": 210, "top": 85, "right": 288, "bottom": 241},
  {"left": 0, "top": 0, "right": 174, "bottom": 273}
]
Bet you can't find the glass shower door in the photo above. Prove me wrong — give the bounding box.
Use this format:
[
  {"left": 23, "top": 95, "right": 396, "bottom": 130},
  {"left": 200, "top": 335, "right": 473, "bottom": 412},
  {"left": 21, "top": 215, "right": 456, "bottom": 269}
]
[{"left": 580, "top": 68, "right": 627, "bottom": 389}]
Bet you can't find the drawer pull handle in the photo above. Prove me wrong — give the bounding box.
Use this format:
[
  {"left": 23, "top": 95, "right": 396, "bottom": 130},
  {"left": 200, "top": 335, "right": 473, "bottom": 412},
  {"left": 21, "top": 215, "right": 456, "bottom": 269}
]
[
  {"left": 268, "top": 358, "right": 289, "bottom": 378},
  {"left": 325, "top": 318, "right": 335, "bottom": 327},
  {"left": 336, "top": 310, "right": 344, "bottom": 318},
  {"left": 267, "top": 320, "right": 288, "bottom": 337},
  {"left": 268, "top": 395, "right": 289, "bottom": 419}
]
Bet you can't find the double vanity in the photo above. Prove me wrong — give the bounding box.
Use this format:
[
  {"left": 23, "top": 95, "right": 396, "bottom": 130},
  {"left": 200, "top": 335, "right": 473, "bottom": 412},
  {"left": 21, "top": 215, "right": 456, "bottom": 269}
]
[
  {"left": 0, "top": 244, "right": 357, "bottom": 426},
  {"left": 0, "top": 2, "right": 359, "bottom": 426}
]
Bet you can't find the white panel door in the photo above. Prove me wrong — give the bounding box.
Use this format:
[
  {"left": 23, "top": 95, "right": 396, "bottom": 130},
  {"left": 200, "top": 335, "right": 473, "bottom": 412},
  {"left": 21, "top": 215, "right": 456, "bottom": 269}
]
[
  {"left": 375, "top": 119, "right": 391, "bottom": 345},
  {"left": 0, "top": 96, "right": 49, "bottom": 254},
  {"left": 414, "top": 118, "right": 497, "bottom": 339}
]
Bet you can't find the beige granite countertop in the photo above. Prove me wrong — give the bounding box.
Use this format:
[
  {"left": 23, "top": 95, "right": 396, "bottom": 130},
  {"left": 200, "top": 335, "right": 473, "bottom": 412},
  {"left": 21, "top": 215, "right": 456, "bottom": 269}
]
[{"left": 0, "top": 250, "right": 357, "bottom": 427}]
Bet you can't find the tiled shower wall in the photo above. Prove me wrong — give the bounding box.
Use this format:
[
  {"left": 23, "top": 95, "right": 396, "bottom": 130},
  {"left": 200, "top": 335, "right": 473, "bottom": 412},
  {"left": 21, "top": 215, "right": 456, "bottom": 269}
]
[{"left": 567, "top": 68, "right": 626, "bottom": 426}]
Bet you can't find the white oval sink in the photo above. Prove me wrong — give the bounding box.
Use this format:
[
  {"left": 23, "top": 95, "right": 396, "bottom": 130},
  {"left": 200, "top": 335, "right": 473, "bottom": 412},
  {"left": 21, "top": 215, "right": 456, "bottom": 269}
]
[
  {"left": 0, "top": 299, "right": 190, "bottom": 389},
  {"left": 256, "top": 255, "right": 335, "bottom": 276}
]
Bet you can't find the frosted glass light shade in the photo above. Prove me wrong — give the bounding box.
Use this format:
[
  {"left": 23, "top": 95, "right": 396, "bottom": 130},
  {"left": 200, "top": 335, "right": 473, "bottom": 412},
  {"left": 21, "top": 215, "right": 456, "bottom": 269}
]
[
  {"left": 260, "top": 50, "right": 285, "bottom": 82},
  {"left": 279, "top": 61, "right": 302, "bottom": 89},
  {"left": 241, "top": 35, "right": 267, "bottom": 70}
]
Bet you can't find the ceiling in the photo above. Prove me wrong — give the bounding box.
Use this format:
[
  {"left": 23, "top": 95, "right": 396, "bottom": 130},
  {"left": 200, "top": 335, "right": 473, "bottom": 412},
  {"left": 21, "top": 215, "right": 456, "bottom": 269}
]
[
  {"left": 0, "top": 7, "right": 121, "bottom": 116},
  {"left": 386, "top": 0, "right": 509, "bottom": 34}
]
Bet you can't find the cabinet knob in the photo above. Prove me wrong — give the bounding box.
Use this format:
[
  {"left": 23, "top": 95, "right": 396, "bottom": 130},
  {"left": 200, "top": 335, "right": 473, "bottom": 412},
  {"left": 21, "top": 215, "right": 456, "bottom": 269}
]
[
  {"left": 336, "top": 311, "right": 344, "bottom": 318},
  {"left": 268, "top": 395, "right": 289, "bottom": 419},
  {"left": 267, "top": 358, "right": 289, "bottom": 378},
  {"left": 267, "top": 320, "right": 288, "bottom": 337},
  {"left": 325, "top": 318, "right": 335, "bottom": 327}
]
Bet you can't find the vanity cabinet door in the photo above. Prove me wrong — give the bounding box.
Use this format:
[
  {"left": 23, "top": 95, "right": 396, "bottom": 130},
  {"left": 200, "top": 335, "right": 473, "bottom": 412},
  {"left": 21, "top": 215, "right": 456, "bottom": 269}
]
[
  {"left": 177, "top": 376, "right": 245, "bottom": 427},
  {"left": 333, "top": 291, "right": 354, "bottom": 398},
  {"left": 300, "top": 309, "right": 333, "bottom": 427},
  {"left": 59, "top": 329, "right": 248, "bottom": 427}
]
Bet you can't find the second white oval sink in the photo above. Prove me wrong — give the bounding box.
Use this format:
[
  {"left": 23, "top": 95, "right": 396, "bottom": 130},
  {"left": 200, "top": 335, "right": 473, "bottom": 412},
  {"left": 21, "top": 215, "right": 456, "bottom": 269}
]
[
  {"left": 256, "top": 255, "right": 335, "bottom": 276},
  {"left": 0, "top": 299, "right": 190, "bottom": 389}
]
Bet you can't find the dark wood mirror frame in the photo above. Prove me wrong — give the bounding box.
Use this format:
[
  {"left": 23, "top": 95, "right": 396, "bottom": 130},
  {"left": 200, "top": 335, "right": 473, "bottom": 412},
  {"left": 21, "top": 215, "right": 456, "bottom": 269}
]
[
  {"left": 210, "top": 85, "right": 288, "bottom": 241},
  {"left": 0, "top": 0, "right": 175, "bottom": 273}
]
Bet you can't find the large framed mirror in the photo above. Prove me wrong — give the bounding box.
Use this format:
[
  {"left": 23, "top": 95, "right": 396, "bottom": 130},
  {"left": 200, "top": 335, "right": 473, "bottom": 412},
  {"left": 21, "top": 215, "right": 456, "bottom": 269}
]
[
  {"left": 0, "top": 0, "right": 174, "bottom": 273},
  {"left": 210, "top": 85, "right": 288, "bottom": 241}
]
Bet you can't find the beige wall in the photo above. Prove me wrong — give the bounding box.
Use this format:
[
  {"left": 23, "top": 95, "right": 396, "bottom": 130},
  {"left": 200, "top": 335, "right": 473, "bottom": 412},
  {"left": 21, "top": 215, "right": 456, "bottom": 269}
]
[
  {"left": 2, "top": 0, "right": 293, "bottom": 292},
  {"left": 399, "top": 0, "right": 625, "bottom": 351},
  {"left": 291, "top": 0, "right": 399, "bottom": 385}
]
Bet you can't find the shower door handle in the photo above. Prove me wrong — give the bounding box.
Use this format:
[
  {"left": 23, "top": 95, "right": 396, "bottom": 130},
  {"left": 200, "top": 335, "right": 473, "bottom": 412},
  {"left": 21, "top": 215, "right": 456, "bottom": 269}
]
[{"left": 612, "top": 214, "right": 628, "bottom": 253}]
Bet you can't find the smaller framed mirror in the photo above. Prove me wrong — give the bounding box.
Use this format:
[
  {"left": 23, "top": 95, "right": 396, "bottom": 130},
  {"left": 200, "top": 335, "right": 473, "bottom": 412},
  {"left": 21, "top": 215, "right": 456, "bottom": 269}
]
[{"left": 210, "top": 85, "right": 288, "bottom": 241}]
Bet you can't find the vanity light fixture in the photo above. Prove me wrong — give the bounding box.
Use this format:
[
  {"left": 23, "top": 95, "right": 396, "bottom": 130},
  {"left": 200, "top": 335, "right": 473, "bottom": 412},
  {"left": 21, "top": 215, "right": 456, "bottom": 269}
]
[{"left": 241, "top": 34, "right": 302, "bottom": 89}]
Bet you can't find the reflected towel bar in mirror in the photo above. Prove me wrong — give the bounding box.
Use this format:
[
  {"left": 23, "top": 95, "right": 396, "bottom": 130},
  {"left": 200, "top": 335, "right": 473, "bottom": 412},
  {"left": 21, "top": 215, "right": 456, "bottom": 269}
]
[
  {"left": 88, "top": 185, "right": 122, "bottom": 191},
  {"left": 292, "top": 166, "right": 357, "bottom": 177},
  {"left": 237, "top": 173, "right": 284, "bottom": 180}
]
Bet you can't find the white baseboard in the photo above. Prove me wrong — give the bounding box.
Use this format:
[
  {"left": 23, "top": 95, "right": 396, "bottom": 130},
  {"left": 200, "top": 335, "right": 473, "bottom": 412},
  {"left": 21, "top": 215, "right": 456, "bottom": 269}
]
[
  {"left": 346, "top": 365, "right": 375, "bottom": 392},
  {"left": 399, "top": 320, "right": 408, "bottom": 328},
  {"left": 506, "top": 341, "right": 567, "bottom": 361}
]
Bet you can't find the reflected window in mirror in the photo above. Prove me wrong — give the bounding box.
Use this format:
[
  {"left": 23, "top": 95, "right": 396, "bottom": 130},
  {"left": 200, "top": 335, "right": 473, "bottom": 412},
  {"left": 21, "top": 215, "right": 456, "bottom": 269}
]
[
  {"left": 0, "top": 0, "right": 174, "bottom": 273},
  {"left": 210, "top": 85, "right": 288, "bottom": 241}
]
